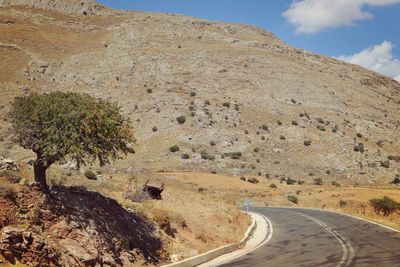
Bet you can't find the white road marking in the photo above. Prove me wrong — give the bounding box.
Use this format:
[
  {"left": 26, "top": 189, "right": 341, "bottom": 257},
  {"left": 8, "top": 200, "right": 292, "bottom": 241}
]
[
  {"left": 206, "top": 213, "right": 274, "bottom": 266},
  {"left": 294, "top": 212, "right": 355, "bottom": 267}
]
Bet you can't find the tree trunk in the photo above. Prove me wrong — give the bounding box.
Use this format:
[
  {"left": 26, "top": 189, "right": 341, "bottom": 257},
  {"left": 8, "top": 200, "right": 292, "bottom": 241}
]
[{"left": 34, "top": 160, "right": 48, "bottom": 190}]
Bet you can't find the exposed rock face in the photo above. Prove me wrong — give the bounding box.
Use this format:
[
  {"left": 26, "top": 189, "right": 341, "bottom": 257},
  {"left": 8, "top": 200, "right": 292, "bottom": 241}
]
[
  {"left": 0, "top": 157, "right": 19, "bottom": 171},
  {"left": 0, "top": 186, "right": 166, "bottom": 266},
  {"left": 0, "top": 226, "right": 60, "bottom": 266}
]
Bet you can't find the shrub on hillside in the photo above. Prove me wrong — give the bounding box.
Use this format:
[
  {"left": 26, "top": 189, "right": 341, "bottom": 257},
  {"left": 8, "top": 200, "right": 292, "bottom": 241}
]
[
  {"left": 181, "top": 154, "right": 190, "bottom": 160},
  {"left": 176, "top": 115, "right": 186, "bottom": 124},
  {"left": 247, "top": 177, "right": 259, "bottom": 184},
  {"left": 152, "top": 126, "right": 158, "bottom": 132},
  {"left": 331, "top": 181, "right": 341, "bottom": 187},
  {"left": 304, "top": 140, "right": 312, "bottom": 146},
  {"left": 380, "top": 160, "right": 390, "bottom": 169},
  {"left": 240, "top": 176, "right": 246, "bottom": 181},
  {"left": 314, "top": 178, "right": 323, "bottom": 185},
  {"left": 391, "top": 175, "right": 400, "bottom": 185},
  {"left": 353, "top": 143, "right": 365, "bottom": 153},
  {"left": 222, "top": 102, "right": 231, "bottom": 108},
  {"left": 169, "top": 145, "right": 180, "bottom": 153},
  {"left": 84, "top": 170, "right": 97, "bottom": 180},
  {"left": 201, "top": 151, "right": 214, "bottom": 160},
  {"left": 269, "top": 183, "right": 277, "bottom": 189},
  {"left": 370, "top": 196, "right": 400, "bottom": 216},
  {"left": 339, "top": 200, "right": 347, "bottom": 207},
  {"left": 286, "top": 177, "right": 297, "bottom": 185},
  {"left": 287, "top": 195, "right": 298, "bottom": 204},
  {"left": 297, "top": 180, "right": 305, "bottom": 185}
]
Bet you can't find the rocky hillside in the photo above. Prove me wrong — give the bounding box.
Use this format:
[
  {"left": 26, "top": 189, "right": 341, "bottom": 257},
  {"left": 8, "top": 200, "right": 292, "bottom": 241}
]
[{"left": 0, "top": 1, "right": 399, "bottom": 184}]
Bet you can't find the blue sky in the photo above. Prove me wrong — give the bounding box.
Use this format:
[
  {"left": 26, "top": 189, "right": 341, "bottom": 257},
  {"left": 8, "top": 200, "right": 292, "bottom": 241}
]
[{"left": 98, "top": 0, "right": 400, "bottom": 81}]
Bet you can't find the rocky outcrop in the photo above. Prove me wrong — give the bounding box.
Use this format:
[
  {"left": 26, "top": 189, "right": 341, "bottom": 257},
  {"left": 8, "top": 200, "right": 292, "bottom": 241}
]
[
  {"left": 0, "top": 226, "right": 60, "bottom": 266},
  {"left": 0, "top": 0, "right": 114, "bottom": 16},
  {"left": 0, "top": 157, "right": 19, "bottom": 171},
  {"left": 0, "top": 186, "right": 167, "bottom": 266}
]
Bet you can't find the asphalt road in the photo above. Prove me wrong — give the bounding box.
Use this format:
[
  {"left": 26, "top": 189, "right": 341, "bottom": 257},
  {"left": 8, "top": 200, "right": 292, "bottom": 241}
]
[{"left": 220, "top": 208, "right": 400, "bottom": 267}]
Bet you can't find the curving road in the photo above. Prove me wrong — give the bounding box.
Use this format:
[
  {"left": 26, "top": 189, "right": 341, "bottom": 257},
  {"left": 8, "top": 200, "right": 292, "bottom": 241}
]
[{"left": 220, "top": 208, "right": 400, "bottom": 267}]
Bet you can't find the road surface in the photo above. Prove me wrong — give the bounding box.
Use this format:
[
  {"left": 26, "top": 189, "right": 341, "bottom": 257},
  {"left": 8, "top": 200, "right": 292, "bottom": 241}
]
[{"left": 220, "top": 208, "right": 400, "bottom": 267}]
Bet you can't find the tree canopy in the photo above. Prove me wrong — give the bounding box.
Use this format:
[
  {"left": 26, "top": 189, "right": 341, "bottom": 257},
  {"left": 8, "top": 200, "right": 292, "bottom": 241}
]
[{"left": 11, "top": 91, "right": 135, "bottom": 188}]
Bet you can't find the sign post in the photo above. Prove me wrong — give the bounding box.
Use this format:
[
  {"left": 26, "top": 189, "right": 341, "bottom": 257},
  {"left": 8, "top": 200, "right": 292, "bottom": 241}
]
[{"left": 243, "top": 199, "right": 253, "bottom": 212}]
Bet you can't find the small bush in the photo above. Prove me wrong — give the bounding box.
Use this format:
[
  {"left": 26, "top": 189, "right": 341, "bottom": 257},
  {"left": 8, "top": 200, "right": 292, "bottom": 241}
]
[
  {"left": 190, "top": 91, "right": 196, "bottom": 97},
  {"left": 304, "top": 140, "right": 312, "bottom": 146},
  {"left": 332, "top": 181, "right": 341, "bottom": 187},
  {"left": 280, "top": 135, "right": 286, "bottom": 140},
  {"left": 261, "top": 124, "right": 268, "bottom": 131},
  {"left": 84, "top": 170, "right": 97, "bottom": 180},
  {"left": 210, "top": 141, "right": 216, "bottom": 146},
  {"left": 314, "top": 178, "right": 323, "bottom": 185},
  {"left": 253, "top": 147, "right": 260, "bottom": 153},
  {"left": 339, "top": 200, "right": 347, "bottom": 207},
  {"left": 297, "top": 180, "right": 305, "bottom": 185},
  {"left": 169, "top": 145, "right": 180, "bottom": 153},
  {"left": 201, "top": 151, "right": 214, "bottom": 160},
  {"left": 286, "top": 177, "right": 297, "bottom": 185},
  {"left": 176, "top": 115, "right": 186, "bottom": 124},
  {"left": 391, "top": 175, "right": 400, "bottom": 185},
  {"left": 370, "top": 196, "right": 400, "bottom": 216},
  {"left": 353, "top": 143, "right": 365, "bottom": 153},
  {"left": 277, "top": 120, "right": 283, "bottom": 125},
  {"left": 225, "top": 152, "right": 242, "bottom": 160},
  {"left": 189, "top": 105, "right": 195, "bottom": 111},
  {"left": 388, "top": 155, "right": 400, "bottom": 162},
  {"left": 204, "top": 100, "right": 211, "bottom": 105},
  {"left": 269, "top": 183, "right": 277, "bottom": 189},
  {"left": 181, "top": 154, "right": 190, "bottom": 160},
  {"left": 146, "top": 88, "right": 153, "bottom": 94},
  {"left": 287, "top": 195, "right": 298, "bottom": 204},
  {"left": 152, "top": 126, "right": 158, "bottom": 132},
  {"left": 316, "top": 117, "right": 325, "bottom": 124},
  {"left": 247, "top": 177, "right": 259, "bottom": 184},
  {"left": 380, "top": 160, "right": 390, "bottom": 169},
  {"left": 292, "top": 120, "right": 298, "bottom": 126},
  {"left": 240, "top": 176, "right": 246, "bottom": 181},
  {"left": 317, "top": 125, "right": 326, "bottom": 131},
  {"left": 222, "top": 102, "right": 231, "bottom": 108},
  {"left": 356, "top": 133, "right": 363, "bottom": 138},
  {"left": 296, "top": 190, "right": 301, "bottom": 195}
]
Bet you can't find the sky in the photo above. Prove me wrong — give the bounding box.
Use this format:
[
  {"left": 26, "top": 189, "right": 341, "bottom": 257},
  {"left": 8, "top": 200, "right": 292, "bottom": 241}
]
[{"left": 98, "top": 0, "right": 400, "bottom": 82}]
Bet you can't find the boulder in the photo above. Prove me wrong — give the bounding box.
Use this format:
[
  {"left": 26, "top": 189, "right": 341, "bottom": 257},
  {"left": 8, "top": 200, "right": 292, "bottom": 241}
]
[{"left": 0, "top": 157, "right": 19, "bottom": 171}]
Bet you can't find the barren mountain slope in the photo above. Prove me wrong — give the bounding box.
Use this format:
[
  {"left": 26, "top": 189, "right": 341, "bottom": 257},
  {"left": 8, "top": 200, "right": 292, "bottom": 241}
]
[{"left": 0, "top": 2, "right": 399, "bottom": 184}]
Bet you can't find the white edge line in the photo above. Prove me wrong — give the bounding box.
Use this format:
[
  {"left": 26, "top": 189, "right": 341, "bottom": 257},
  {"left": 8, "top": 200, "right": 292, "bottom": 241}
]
[{"left": 209, "top": 212, "right": 274, "bottom": 266}]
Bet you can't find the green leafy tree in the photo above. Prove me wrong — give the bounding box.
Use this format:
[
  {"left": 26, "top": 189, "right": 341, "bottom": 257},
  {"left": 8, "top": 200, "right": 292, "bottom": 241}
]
[{"left": 11, "top": 92, "right": 135, "bottom": 189}]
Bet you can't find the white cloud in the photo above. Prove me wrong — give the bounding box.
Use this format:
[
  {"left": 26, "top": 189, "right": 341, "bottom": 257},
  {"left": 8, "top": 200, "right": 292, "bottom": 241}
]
[
  {"left": 283, "top": 0, "right": 400, "bottom": 34},
  {"left": 337, "top": 41, "right": 400, "bottom": 81}
]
